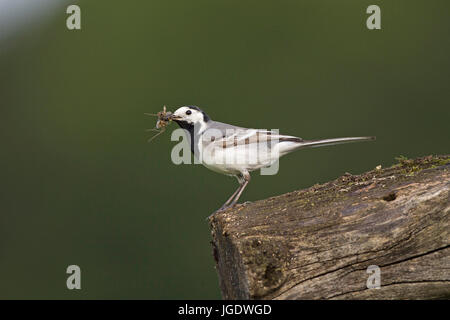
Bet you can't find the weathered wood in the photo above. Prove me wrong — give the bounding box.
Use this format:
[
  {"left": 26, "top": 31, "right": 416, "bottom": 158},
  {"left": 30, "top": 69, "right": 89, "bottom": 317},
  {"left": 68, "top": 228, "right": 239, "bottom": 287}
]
[{"left": 209, "top": 155, "right": 450, "bottom": 299}]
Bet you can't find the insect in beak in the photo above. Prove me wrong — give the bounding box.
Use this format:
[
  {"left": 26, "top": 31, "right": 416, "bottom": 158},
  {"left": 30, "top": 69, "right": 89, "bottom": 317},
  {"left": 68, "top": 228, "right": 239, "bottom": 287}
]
[{"left": 145, "top": 105, "right": 174, "bottom": 142}]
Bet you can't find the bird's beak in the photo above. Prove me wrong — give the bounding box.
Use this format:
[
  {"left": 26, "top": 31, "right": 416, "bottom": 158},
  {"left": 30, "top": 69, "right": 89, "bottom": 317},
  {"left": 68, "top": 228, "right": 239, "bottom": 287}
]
[{"left": 170, "top": 114, "right": 181, "bottom": 120}]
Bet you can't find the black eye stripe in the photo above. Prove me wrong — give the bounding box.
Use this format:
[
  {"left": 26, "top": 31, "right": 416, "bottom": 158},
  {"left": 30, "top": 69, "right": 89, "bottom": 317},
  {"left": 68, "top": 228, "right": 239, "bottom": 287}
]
[{"left": 186, "top": 110, "right": 192, "bottom": 115}]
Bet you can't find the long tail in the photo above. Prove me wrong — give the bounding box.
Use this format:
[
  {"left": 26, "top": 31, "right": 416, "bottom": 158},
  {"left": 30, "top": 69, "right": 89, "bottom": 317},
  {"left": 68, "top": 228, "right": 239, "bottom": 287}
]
[{"left": 298, "top": 136, "right": 376, "bottom": 149}]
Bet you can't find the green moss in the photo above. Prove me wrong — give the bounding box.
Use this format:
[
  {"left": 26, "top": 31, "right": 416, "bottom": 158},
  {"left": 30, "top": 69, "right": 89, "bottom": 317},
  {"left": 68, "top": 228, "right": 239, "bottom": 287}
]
[
  {"left": 393, "top": 155, "right": 449, "bottom": 176},
  {"left": 436, "top": 158, "right": 450, "bottom": 166},
  {"left": 395, "top": 155, "right": 411, "bottom": 165}
]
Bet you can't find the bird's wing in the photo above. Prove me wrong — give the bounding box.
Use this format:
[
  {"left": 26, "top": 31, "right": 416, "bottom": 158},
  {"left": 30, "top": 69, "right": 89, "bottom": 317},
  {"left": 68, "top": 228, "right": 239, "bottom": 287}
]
[{"left": 202, "top": 122, "right": 302, "bottom": 149}]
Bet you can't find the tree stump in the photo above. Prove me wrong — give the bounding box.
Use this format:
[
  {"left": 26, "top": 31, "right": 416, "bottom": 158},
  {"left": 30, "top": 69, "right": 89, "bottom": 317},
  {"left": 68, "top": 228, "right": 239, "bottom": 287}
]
[{"left": 208, "top": 155, "right": 450, "bottom": 299}]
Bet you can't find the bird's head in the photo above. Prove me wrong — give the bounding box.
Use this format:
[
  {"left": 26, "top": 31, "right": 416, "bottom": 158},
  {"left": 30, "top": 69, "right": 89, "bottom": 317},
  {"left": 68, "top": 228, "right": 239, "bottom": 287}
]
[{"left": 171, "top": 106, "right": 211, "bottom": 126}]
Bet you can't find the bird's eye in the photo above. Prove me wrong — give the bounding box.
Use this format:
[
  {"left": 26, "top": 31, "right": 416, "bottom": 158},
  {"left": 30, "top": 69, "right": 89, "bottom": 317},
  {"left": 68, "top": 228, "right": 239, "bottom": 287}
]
[{"left": 186, "top": 110, "right": 192, "bottom": 115}]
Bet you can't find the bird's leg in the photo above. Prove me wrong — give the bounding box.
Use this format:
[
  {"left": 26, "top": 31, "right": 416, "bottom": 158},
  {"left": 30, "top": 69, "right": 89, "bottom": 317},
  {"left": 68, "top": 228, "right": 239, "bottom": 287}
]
[
  {"left": 230, "top": 174, "right": 250, "bottom": 206},
  {"left": 219, "top": 183, "right": 243, "bottom": 210},
  {"left": 224, "top": 172, "right": 250, "bottom": 208},
  {"left": 207, "top": 172, "right": 251, "bottom": 220},
  {"left": 207, "top": 184, "right": 243, "bottom": 220}
]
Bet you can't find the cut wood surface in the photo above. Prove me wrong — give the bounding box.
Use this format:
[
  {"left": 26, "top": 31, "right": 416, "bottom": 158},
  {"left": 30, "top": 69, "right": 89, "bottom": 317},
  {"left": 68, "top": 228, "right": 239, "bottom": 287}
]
[{"left": 208, "top": 155, "right": 450, "bottom": 299}]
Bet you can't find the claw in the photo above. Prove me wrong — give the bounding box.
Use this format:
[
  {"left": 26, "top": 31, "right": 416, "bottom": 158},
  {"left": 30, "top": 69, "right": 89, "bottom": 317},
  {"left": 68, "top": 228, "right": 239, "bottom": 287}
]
[{"left": 206, "top": 204, "right": 234, "bottom": 221}]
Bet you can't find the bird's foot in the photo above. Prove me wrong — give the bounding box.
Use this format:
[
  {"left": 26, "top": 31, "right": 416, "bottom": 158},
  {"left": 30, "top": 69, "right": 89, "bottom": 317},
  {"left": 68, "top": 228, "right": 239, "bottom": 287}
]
[{"left": 206, "top": 204, "right": 235, "bottom": 221}]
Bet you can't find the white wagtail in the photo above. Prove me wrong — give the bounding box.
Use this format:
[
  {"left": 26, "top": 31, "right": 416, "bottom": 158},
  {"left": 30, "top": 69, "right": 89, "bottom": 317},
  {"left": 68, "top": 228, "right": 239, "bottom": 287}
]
[{"left": 168, "top": 105, "right": 375, "bottom": 212}]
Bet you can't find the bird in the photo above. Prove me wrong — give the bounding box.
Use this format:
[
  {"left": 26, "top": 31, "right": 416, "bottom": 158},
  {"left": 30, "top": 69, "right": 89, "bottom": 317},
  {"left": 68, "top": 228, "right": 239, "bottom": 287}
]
[{"left": 168, "top": 105, "right": 375, "bottom": 213}]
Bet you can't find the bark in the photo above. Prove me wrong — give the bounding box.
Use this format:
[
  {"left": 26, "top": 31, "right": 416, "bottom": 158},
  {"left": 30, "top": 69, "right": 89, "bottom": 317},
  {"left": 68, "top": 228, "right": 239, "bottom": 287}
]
[{"left": 208, "top": 155, "right": 450, "bottom": 299}]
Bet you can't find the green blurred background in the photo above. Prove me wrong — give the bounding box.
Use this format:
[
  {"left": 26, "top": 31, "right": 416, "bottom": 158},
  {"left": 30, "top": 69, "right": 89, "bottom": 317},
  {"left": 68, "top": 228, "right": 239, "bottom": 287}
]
[{"left": 0, "top": 0, "right": 448, "bottom": 299}]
